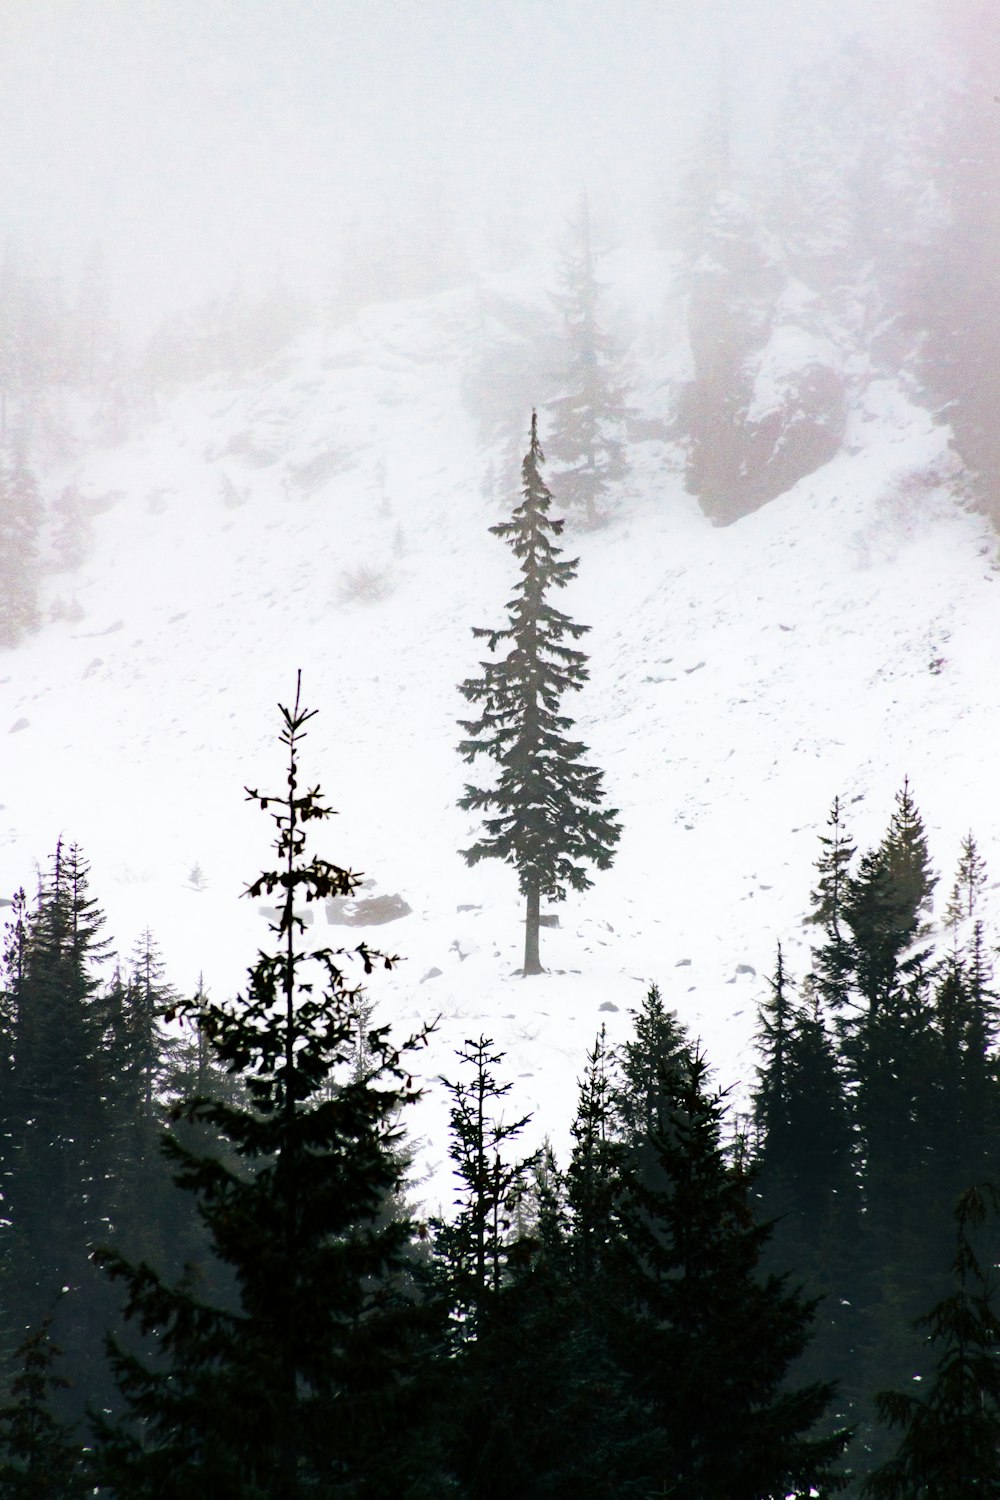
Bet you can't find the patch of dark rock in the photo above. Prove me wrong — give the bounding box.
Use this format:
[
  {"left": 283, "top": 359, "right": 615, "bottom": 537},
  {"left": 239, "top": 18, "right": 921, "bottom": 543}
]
[
  {"left": 539, "top": 914, "right": 560, "bottom": 928},
  {"left": 735, "top": 964, "right": 756, "bottom": 976},
  {"left": 289, "top": 449, "right": 349, "bottom": 493},
  {"left": 326, "top": 892, "right": 411, "bottom": 926},
  {"left": 599, "top": 1001, "right": 620, "bottom": 1012},
  {"left": 221, "top": 430, "right": 279, "bottom": 467}
]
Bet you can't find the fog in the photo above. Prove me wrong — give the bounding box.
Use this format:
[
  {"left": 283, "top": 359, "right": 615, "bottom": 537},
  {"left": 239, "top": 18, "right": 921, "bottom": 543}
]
[{"left": 0, "top": 0, "right": 940, "bottom": 337}]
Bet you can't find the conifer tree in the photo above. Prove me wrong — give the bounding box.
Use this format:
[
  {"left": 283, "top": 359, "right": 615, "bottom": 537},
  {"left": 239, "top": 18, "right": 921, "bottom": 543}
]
[
  {"left": 458, "top": 412, "right": 621, "bottom": 975},
  {"left": 839, "top": 785, "right": 935, "bottom": 1020},
  {"left": 880, "top": 778, "right": 937, "bottom": 938},
  {"left": 0, "top": 450, "right": 43, "bottom": 649},
  {"left": 439, "top": 1058, "right": 634, "bottom": 1500},
  {"left": 807, "top": 795, "right": 857, "bottom": 1010},
  {"left": 433, "top": 1036, "right": 538, "bottom": 1325},
  {"left": 751, "top": 954, "right": 858, "bottom": 1424},
  {"left": 863, "top": 1185, "right": 1000, "bottom": 1499},
  {"left": 0, "top": 1319, "right": 86, "bottom": 1499},
  {"left": 5, "top": 843, "right": 114, "bottom": 1323},
  {"left": 91, "top": 677, "right": 438, "bottom": 1499},
  {"left": 944, "top": 831, "right": 988, "bottom": 930},
  {"left": 754, "top": 946, "right": 856, "bottom": 1241},
  {"left": 565, "top": 1025, "right": 625, "bottom": 1289},
  {"left": 545, "top": 196, "right": 627, "bottom": 528},
  {"left": 612, "top": 1049, "right": 850, "bottom": 1498},
  {"left": 611, "top": 982, "right": 691, "bottom": 1150},
  {"left": 929, "top": 932, "right": 1000, "bottom": 1211}
]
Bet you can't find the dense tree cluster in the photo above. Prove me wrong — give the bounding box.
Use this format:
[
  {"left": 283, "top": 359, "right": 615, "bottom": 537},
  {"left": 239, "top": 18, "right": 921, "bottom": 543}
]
[
  {"left": 753, "top": 783, "right": 1000, "bottom": 1480},
  {"left": 0, "top": 676, "right": 995, "bottom": 1496}
]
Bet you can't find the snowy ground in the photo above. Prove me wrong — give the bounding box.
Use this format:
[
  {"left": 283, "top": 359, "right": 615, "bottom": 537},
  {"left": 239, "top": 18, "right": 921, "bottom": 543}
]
[{"left": 2, "top": 277, "right": 998, "bottom": 1210}]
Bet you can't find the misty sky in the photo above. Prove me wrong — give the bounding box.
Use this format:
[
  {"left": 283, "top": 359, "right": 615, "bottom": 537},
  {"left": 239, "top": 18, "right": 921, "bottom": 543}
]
[{"left": 0, "top": 0, "right": 941, "bottom": 331}]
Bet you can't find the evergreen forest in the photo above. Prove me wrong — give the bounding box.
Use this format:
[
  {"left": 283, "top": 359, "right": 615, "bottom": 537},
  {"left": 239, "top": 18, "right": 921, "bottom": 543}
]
[
  {"left": 0, "top": 664, "right": 997, "bottom": 1496},
  {"left": 4, "top": 5, "right": 1000, "bottom": 1496}
]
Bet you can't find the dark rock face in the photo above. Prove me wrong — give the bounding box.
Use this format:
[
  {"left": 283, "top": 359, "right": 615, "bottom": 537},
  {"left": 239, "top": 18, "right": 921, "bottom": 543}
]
[
  {"left": 325, "top": 892, "right": 412, "bottom": 926},
  {"left": 681, "top": 333, "right": 847, "bottom": 527}
]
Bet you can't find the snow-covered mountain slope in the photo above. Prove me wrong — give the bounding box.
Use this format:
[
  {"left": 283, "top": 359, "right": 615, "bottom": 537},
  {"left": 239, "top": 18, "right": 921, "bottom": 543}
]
[{"left": 2, "top": 279, "right": 998, "bottom": 1205}]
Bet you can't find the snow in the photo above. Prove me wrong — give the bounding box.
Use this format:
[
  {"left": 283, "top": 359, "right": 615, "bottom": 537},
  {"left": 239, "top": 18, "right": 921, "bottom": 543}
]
[{"left": 2, "top": 269, "right": 998, "bottom": 1212}]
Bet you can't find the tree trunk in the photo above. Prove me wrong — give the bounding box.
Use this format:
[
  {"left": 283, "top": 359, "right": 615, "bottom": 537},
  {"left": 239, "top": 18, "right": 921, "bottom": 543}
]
[{"left": 523, "top": 886, "right": 543, "bottom": 976}]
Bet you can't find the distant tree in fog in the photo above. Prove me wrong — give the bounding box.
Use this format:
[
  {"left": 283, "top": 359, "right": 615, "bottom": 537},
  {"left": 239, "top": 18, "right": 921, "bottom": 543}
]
[
  {"left": 544, "top": 196, "right": 627, "bottom": 529},
  {"left": 0, "top": 448, "right": 43, "bottom": 647},
  {"left": 913, "top": 0, "right": 1000, "bottom": 529},
  {"left": 458, "top": 412, "right": 621, "bottom": 975}
]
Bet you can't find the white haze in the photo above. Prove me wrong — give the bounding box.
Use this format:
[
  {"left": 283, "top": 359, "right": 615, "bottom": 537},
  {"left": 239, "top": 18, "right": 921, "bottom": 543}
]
[{"left": 0, "top": 0, "right": 941, "bottom": 335}]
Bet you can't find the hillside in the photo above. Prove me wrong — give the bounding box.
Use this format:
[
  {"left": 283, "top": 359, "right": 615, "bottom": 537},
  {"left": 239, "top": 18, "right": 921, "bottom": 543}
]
[{"left": 1, "top": 269, "right": 997, "bottom": 1201}]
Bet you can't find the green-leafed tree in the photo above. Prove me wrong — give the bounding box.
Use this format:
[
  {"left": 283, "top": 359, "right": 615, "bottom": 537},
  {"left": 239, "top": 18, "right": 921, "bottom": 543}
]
[
  {"left": 612, "top": 1049, "right": 850, "bottom": 1499},
  {"left": 91, "top": 677, "right": 440, "bottom": 1499},
  {"left": 545, "top": 196, "right": 627, "bottom": 529},
  {"left": 863, "top": 1185, "right": 1000, "bottom": 1499},
  {"left": 458, "top": 411, "right": 621, "bottom": 975}
]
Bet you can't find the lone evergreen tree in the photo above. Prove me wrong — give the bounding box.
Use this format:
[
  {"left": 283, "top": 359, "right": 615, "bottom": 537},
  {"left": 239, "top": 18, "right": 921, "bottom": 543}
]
[
  {"left": 91, "top": 676, "right": 437, "bottom": 1499},
  {"left": 458, "top": 412, "right": 621, "bottom": 975}
]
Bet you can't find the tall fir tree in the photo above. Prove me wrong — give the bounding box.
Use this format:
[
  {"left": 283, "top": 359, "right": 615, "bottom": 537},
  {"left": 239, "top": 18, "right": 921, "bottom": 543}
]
[
  {"left": 458, "top": 412, "right": 621, "bottom": 975},
  {"left": 91, "top": 677, "right": 440, "bottom": 1499}
]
